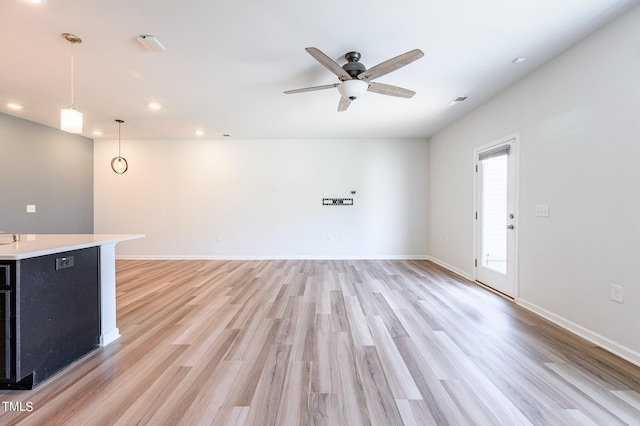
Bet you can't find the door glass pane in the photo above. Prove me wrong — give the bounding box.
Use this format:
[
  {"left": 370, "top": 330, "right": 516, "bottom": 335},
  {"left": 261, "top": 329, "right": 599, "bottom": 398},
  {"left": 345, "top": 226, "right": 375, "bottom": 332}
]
[{"left": 481, "top": 154, "right": 507, "bottom": 274}]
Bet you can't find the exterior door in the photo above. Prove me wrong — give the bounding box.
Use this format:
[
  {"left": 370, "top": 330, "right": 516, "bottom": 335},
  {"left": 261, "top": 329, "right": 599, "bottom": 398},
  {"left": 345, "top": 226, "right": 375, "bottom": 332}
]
[{"left": 474, "top": 137, "right": 517, "bottom": 297}]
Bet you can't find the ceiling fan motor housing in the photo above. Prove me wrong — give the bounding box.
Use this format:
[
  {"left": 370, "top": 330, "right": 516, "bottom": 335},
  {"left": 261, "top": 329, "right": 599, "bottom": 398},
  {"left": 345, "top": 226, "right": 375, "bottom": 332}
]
[{"left": 342, "top": 51, "right": 366, "bottom": 79}]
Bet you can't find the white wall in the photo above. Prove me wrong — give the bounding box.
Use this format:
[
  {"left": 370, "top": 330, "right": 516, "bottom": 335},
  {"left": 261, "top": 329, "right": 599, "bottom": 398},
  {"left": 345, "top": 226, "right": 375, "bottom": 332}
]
[
  {"left": 95, "top": 138, "right": 428, "bottom": 259},
  {"left": 428, "top": 5, "right": 640, "bottom": 361}
]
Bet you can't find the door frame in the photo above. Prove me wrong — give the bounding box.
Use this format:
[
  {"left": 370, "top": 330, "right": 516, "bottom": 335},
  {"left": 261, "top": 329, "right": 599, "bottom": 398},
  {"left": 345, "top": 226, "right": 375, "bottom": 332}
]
[{"left": 472, "top": 133, "right": 520, "bottom": 299}]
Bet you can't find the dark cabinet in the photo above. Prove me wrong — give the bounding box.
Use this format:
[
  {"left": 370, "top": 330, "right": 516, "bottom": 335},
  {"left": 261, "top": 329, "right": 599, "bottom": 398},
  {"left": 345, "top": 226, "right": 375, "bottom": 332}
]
[
  {"left": 0, "top": 247, "right": 100, "bottom": 389},
  {"left": 0, "top": 264, "right": 11, "bottom": 380}
]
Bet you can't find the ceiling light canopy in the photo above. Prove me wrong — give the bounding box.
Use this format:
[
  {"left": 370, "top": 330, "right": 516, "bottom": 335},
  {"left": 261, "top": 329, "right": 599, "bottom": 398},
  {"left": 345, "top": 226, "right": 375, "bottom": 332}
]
[{"left": 60, "top": 33, "right": 83, "bottom": 133}]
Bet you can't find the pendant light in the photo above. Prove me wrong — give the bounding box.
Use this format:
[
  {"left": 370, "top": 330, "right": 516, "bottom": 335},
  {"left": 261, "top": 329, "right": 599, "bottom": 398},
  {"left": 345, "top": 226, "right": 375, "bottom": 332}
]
[
  {"left": 111, "top": 120, "right": 128, "bottom": 174},
  {"left": 60, "top": 33, "right": 83, "bottom": 133}
]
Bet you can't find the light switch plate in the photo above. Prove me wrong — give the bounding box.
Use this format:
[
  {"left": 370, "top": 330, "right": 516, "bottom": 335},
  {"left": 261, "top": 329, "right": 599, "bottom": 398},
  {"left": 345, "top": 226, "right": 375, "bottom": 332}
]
[
  {"left": 535, "top": 204, "right": 549, "bottom": 217},
  {"left": 26, "top": 204, "right": 36, "bottom": 213},
  {"left": 610, "top": 284, "right": 624, "bottom": 303}
]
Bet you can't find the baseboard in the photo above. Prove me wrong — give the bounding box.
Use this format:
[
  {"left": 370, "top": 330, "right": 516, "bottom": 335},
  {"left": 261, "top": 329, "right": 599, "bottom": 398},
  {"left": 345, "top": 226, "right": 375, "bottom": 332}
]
[
  {"left": 116, "top": 254, "right": 430, "bottom": 261},
  {"left": 518, "top": 299, "right": 640, "bottom": 368},
  {"left": 425, "top": 255, "right": 474, "bottom": 281},
  {"left": 100, "top": 328, "right": 120, "bottom": 347}
]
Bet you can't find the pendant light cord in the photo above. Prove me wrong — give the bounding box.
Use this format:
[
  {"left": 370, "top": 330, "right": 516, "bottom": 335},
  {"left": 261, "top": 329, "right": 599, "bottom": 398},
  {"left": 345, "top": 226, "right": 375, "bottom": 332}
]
[
  {"left": 61, "top": 33, "right": 82, "bottom": 109},
  {"left": 70, "top": 42, "right": 75, "bottom": 107},
  {"left": 118, "top": 120, "right": 121, "bottom": 157},
  {"left": 116, "top": 119, "right": 124, "bottom": 157}
]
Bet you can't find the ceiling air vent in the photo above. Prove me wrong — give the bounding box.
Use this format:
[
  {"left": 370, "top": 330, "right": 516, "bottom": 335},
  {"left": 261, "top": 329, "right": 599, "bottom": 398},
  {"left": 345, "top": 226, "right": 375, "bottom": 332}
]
[
  {"left": 448, "top": 96, "right": 468, "bottom": 106},
  {"left": 136, "top": 35, "right": 167, "bottom": 51}
]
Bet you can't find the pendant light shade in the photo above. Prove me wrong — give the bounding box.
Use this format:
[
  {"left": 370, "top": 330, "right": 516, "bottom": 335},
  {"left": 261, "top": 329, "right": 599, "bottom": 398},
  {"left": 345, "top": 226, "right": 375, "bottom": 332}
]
[
  {"left": 111, "top": 119, "right": 128, "bottom": 174},
  {"left": 111, "top": 156, "right": 128, "bottom": 174},
  {"left": 61, "top": 107, "right": 83, "bottom": 133},
  {"left": 60, "top": 33, "right": 83, "bottom": 133}
]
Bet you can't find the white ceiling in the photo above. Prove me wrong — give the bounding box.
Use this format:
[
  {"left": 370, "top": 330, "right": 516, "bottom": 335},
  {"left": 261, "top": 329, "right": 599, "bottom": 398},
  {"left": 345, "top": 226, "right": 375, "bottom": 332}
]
[{"left": 1, "top": 0, "right": 637, "bottom": 140}]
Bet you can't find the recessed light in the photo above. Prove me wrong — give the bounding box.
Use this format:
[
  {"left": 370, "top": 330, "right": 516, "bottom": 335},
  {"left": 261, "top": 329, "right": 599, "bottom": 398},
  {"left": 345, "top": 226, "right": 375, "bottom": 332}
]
[
  {"left": 7, "top": 103, "right": 23, "bottom": 110},
  {"left": 195, "top": 130, "right": 204, "bottom": 136},
  {"left": 148, "top": 102, "right": 162, "bottom": 110},
  {"left": 448, "top": 96, "right": 468, "bottom": 106},
  {"left": 92, "top": 130, "right": 103, "bottom": 136},
  {"left": 512, "top": 57, "right": 526, "bottom": 64},
  {"left": 25, "top": 0, "right": 45, "bottom": 3}
]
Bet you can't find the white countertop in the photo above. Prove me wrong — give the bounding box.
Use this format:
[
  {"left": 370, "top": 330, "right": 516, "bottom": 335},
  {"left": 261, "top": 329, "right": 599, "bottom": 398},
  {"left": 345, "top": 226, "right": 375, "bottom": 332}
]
[{"left": 0, "top": 234, "right": 144, "bottom": 260}]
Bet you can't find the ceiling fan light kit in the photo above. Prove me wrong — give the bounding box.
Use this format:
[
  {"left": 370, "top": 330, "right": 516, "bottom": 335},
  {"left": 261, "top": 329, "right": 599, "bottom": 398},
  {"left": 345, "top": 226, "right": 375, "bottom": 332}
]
[
  {"left": 338, "top": 80, "right": 368, "bottom": 100},
  {"left": 285, "top": 47, "right": 424, "bottom": 111}
]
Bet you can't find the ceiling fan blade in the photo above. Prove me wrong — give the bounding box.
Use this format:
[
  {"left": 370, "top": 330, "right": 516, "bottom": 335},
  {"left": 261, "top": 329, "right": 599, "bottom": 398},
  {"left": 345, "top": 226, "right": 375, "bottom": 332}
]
[
  {"left": 367, "top": 82, "right": 416, "bottom": 98},
  {"left": 337, "top": 96, "right": 351, "bottom": 112},
  {"left": 305, "top": 47, "right": 352, "bottom": 81},
  {"left": 357, "top": 49, "right": 424, "bottom": 82},
  {"left": 284, "top": 83, "right": 339, "bottom": 94}
]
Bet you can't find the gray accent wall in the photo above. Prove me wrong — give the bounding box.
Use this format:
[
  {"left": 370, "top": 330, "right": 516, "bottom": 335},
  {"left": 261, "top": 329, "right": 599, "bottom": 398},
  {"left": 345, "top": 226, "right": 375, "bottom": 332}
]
[{"left": 0, "top": 113, "right": 93, "bottom": 233}]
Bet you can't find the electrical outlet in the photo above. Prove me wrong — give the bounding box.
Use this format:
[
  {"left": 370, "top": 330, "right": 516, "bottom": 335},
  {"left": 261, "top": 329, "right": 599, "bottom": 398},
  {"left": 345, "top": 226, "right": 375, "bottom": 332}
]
[
  {"left": 55, "top": 256, "right": 74, "bottom": 270},
  {"left": 610, "top": 284, "right": 624, "bottom": 303}
]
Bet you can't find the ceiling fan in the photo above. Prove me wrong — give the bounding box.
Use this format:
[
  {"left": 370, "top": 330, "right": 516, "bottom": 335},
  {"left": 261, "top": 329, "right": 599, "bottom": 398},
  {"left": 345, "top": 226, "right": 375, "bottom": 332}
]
[{"left": 284, "top": 47, "right": 424, "bottom": 111}]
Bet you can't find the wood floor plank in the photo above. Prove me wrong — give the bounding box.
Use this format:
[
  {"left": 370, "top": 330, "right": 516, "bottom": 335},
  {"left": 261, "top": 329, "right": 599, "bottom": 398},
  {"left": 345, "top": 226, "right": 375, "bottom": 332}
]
[
  {"left": 358, "top": 345, "right": 404, "bottom": 425},
  {"left": 367, "top": 315, "right": 422, "bottom": 399},
  {"left": 182, "top": 360, "right": 245, "bottom": 424},
  {"left": 2, "top": 259, "right": 640, "bottom": 425},
  {"left": 275, "top": 360, "right": 311, "bottom": 426},
  {"left": 395, "top": 398, "right": 438, "bottom": 426},
  {"left": 211, "top": 406, "right": 249, "bottom": 426},
  {"left": 308, "top": 392, "right": 338, "bottom": 426},
  {"left": 245, "top": 343, "right": 292, "bottom": 426},
  {"left": 344, "top": 295, "right": 375, "bottom": 347},
  {"left": 545, "top": 362, "right": 640, "bottom": 424},
  {"left": 392, "top": 333, "right": 478, "bottom": 425}
]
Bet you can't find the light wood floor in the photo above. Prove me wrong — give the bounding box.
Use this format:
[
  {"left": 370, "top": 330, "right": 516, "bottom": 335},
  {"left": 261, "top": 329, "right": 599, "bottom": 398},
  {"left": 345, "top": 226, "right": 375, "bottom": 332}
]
[{"left": 2, "top": 259, "right": 640, "bottom": 425}]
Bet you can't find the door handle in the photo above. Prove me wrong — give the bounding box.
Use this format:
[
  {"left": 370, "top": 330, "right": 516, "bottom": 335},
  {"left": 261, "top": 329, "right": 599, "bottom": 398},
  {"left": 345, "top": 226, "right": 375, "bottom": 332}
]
[{"left": 507, "top": 224, "right": 514, "bottom": 230}]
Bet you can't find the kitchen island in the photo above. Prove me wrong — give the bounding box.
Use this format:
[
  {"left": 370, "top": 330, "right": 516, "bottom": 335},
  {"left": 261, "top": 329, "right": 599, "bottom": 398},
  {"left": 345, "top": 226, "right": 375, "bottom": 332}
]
[{"left": 0, "top": 234, "right": 142, "bottom": 389}]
